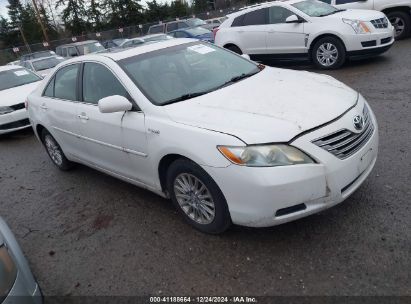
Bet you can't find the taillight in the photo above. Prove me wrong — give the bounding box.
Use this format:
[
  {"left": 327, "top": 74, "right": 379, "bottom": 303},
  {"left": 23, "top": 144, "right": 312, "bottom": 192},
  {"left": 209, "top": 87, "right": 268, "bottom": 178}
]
[{"left": 213, "top": 28, "right": 220, "bottom": 40}]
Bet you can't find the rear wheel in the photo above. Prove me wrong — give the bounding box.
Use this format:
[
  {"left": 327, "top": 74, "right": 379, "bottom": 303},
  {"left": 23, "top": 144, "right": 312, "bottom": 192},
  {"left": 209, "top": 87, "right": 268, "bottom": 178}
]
[
  {"left": 311, "top": 37, "right": 346, "bottom": 70},
  {"left": 225, "top": 44, "right": 242, "bottom": 55},
  {"left": 166, "top": 159, "right": 231, "bottom": 234},
  {"left": 387, "top": 11, "right": 411, "bottom": 40},
  {"left": 41, "top": 129, "right": 74, "bottom": 171}
]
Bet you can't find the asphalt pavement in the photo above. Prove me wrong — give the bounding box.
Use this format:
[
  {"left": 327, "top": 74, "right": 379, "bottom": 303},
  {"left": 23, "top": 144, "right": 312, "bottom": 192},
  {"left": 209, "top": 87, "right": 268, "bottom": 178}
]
[{"left": 0, "top": 40, "right": 410, "bottom": 297}]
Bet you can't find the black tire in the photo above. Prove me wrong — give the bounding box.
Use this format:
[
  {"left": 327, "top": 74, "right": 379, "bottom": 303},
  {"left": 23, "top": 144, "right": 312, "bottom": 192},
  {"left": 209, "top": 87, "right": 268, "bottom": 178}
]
[
  {"left": 311, "top": 36, "right": 346, "bottom": 70},
  {"left": 166, "top": 159, "right": 231, "bottom": 234},
  {"left": 41, "top": 129, "right": 74, "bottom": 171},
  {"left": 225, "top": 44, "right": 242, "bottom": 55},
  {"left": 387, "top": 11, "right": 411, "bottom": 40}
]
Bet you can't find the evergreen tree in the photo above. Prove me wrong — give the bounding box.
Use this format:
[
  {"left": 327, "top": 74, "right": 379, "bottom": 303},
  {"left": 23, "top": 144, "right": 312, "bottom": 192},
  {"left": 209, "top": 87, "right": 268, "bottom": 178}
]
[
  {"left": 56, "top": 0, "right": 88, "bottom": 35},
  {"left": 88, "top": 0, "right": 103, "bottom": 30},
  {"left": 104, "top": 0, "right": 144, "bottom": 27},
  {"left": 145, "top": 0, "right": 170, "bottom": 22}
]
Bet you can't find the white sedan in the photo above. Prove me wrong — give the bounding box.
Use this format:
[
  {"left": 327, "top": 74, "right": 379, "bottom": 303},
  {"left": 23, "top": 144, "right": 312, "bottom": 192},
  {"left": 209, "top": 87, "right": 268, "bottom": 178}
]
[
  {"left": 215, "top": 0, "right": 395, "bottom": 69},
  {"left": 0, "top": 65, "right": 42, "bottom": 135},
  {"left": 28, "top": 39, "right": 378, "bottom": 234}
]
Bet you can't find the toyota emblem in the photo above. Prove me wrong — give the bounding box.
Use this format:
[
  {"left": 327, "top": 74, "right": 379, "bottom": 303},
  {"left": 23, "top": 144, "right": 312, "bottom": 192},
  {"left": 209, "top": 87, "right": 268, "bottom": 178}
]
[{"left": 353, "top": 115, "right": 364, "bottom": 131}]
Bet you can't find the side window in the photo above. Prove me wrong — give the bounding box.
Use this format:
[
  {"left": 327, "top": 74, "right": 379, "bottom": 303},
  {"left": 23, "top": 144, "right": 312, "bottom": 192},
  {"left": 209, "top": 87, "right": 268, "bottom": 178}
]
[
  {"left": 68, "top": 47, "right": 77, "bottom": 57},
  {"left": 167, "top": 22, "right": 178, "bottom": 32},
  {"left": 61, "top": 48, "right": 68, "bottom": 57},
  {"left": 174, "top": 31, "right": 188, "bottom": 38},
  {"left": 336, "top": 0, "right": 358, "bottom": 4},
  {"left": 269, "top": 6, "right": 295, "bottom": 24},
  {"left": 54, "top": 64, "right": 79, "bottom": 101},
  {"left": 43, "top": 77, "right": 55, "bottom": 97},
  {"left": 82, "top": 63, "right": 128, "bottom": 105},
  {"left": 150, "top": 25, "right": 164, "bottom": 34},
  {"left": 232, "top": 15, "right": 244, "bottom": 27},
  {"left": 319, "top": 0, "right": 332, "bottom": 3},
  {"left": 242, "top": 8, "right": 268, "bottom": 26},
  {"left": 177, "top": 22, "right": 188, "bottom": 29},
  {"left": 56, "top": 47, "right": 61, "bottom": 56}
]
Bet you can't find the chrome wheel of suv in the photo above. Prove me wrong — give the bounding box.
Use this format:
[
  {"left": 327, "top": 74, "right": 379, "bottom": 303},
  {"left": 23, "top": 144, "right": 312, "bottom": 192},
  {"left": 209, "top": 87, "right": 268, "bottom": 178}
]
[
  {"left": 316, "top": 43, "right": 339, "bottom": 67},
  {"left": 390, "top": 16, "right": 406, "bottom": 38}
]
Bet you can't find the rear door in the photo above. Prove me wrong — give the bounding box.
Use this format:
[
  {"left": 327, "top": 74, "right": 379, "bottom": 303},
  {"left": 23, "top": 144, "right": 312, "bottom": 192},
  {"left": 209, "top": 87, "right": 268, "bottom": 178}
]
[
  {"left": 265, "top": 5, "right": 307, "bottom": 54},
  {"left": 76, "top": 62, "right": 150, "bottom": 183},
  {"left": 39, "top": 63, "right": 83, "bottom": 158},
  {"left": 233, "top": 8, "right": 269, "bottom": 54}
]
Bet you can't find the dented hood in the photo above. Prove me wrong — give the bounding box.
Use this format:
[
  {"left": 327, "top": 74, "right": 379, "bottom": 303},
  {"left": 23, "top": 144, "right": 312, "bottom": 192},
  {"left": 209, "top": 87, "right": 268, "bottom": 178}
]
[{"left": 164, "top": 67, "right": 358, "bottom": 144}]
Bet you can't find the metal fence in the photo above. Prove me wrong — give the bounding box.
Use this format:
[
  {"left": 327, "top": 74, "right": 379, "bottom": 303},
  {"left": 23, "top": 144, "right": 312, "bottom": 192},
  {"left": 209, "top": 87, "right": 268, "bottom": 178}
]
[{"left": 0, "top": 7, "right": 241, "bottom": 65}]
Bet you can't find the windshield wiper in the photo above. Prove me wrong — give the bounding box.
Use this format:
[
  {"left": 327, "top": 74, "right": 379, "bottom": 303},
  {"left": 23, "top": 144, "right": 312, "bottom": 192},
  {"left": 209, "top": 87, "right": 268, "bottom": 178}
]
[
  {"left": 317, "top": 9, "right": 346, "bottom": 17},
  {"left": 161, "top": 71, "right": 259, "bottom": 106},
  {"left": 162, "top": 91, "right": 210, "bottom": 106}
]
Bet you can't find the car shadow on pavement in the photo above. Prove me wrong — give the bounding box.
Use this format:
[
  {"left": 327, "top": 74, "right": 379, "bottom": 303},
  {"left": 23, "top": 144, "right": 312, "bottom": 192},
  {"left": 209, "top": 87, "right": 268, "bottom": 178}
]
[
  {"left": 0, "top": 128, "right": 34, "bottom": 142},
  {"left": 262, "top": 54, "right": 391, "bottom": 72}
]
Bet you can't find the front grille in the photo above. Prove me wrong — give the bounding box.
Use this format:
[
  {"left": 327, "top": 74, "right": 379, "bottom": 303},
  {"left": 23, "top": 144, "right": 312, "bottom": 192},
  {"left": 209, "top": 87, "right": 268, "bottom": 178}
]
[
  {"left": 361, "top": 40, "right": 377, "bottom": 47},
  {"left": 9, "top": 103, "right": 25, "bottom": 111},
  {"left": 371, "top": 17, "right": 389, "bottom": 29},
  {"left": 312, "top": 106, "right": 374, "bottom": 160},
  {"left": 0, "top": 118, "right": 30, "bottom": 130},
  {"left": 381, "top": 37, "right": 392, "bottom": 44}
]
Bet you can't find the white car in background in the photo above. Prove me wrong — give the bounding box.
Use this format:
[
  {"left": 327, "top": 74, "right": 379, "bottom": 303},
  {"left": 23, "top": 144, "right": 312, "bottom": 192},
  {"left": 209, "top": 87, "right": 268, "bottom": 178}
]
[
  {"left": 0, "top": 66, "right": 42, "bottom": 135},
  {"left": 215, "top": 0, "right": 395, "bottom": 69},
  {"left": 319, "top": 0, "right": 411, "bottom": 39},
  {"left": 28, "top": 39, "right": 378, "bottom": 234},
  {"left": 20, "top": 56, "right": 66, "bottom": 77}
]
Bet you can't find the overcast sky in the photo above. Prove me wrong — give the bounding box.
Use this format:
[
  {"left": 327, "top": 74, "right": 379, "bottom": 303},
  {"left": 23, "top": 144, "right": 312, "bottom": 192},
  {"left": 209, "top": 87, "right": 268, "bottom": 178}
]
[{"left": 0, "top": 0, "right": 8, "bottom": 18}]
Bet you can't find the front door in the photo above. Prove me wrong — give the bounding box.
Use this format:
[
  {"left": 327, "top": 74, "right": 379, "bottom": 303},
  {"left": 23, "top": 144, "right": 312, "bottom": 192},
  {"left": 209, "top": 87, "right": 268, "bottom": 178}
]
[{"left": 77, "top": 62, "right": 150, "bottom": 184}]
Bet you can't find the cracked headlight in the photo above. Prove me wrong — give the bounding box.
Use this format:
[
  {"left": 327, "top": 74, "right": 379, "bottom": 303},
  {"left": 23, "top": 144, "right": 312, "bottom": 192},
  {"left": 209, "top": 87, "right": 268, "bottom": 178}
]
[
  {"left": 343, "top": 18, "right": 371, "bottom": 34},
  {"left": 0, "top": 245, "right": 17, "bottom": 298},
  {"left": 218, "top": 144, "right": 314, "bottom": 167}
]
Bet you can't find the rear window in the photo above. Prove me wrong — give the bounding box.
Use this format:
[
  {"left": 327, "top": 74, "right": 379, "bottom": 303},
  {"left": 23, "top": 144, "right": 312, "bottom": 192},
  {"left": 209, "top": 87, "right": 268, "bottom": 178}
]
[
  {"left": 32, "top": 57, "right": 65, "bottom": 71},
  {"left": 77, "top": 42, "right": 105, "bottom": 55},
  {"left": 0, "top": 69, "right": 41, "bottom": 91},
  {"left": 149, "top": 25, "right": 165, "bottom": 34},
  {"left": 186, "top": 27, "right": 211, "bottom": 36}
]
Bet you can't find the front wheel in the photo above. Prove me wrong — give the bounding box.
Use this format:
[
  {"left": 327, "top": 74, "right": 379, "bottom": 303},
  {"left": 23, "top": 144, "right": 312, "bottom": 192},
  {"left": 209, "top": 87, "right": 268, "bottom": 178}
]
[
  {"left": 311, "top": 37, "right": 346, "bottom": 70},
  {"left": 387, "top": 11, "right": 411, "bottom": 40},
  {"left": 166, "top": 159, "right": 231, "bottom": 234}
]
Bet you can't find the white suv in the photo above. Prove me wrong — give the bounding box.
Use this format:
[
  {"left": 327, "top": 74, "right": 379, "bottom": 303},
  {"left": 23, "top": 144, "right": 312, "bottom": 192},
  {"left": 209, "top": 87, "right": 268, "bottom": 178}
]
[
  {"left": 215, "top": 0, "right": 395, "bottom": 69},
  {"left": 320, "top": 0, "right": 411, "bottom": 39}
]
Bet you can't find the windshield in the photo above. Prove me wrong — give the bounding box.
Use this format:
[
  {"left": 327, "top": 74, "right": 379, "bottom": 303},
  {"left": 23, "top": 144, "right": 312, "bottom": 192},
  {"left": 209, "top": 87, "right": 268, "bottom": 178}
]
[
  {"left": 0, "top": 69, "right": 41, "bottom": 91},
  {"left": 187, "top": 18, "right": 206, "bottom": 27},
  {"left": 120, "top": 42, "right": 260, "bottom": 106},
  {"left": 292, "top": 0, "right": 341, "bottom": 17},
  {"left": 186, "top": 27, "right": 211, "bottom": 36},
  {"left": 78, "top": 42, "right": 105, "bottom": 55},
  {"left": 32, "top": 57, "right": 65, "bottom": 71},
  {"left": 113, "top": 39, "right": 126, "bottom": 46}
]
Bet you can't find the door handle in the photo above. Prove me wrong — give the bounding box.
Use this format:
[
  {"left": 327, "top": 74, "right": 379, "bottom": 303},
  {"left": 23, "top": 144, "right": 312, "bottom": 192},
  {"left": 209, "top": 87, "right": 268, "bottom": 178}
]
[
  {"left": 77, "top": 114, "right": 89, "bottom": 120},
  {"left": 40, "top": 104, "right": 48, "bottom": 110}
]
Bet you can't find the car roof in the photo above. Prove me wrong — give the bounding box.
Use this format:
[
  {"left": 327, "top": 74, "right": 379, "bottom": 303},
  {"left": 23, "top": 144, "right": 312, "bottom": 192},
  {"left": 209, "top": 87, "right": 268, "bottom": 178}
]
[
  {"left": 67, "top": 38, "right": 197, "bottom": 62},
  {"left": 227, "top": 0, "right": 300, "bottom": 18},
  {"left": 58, "top": 40, "right": 99, "bottom": 48},
  {"left": 27, "top": 55, "right": 62, "bottom": 63},
  {"left": 0, "top": 65, "right": 24, "bottom": 72}
]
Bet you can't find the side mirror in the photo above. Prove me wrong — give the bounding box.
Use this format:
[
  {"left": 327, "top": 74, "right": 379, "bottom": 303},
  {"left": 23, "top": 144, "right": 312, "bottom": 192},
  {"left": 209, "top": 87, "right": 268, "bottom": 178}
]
[
  {"left": 98, "top": 95, "right": 133, "bottom": 114},
  {"left": 286, "top": 15, "right": 301, "bottom": 23},
  {"left": 241, "top": 54, "right": 251, "bottom": 60}
]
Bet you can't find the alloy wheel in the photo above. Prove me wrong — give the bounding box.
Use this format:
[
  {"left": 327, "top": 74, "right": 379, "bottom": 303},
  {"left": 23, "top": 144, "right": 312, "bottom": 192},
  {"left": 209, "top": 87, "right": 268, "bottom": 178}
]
[
  {"left": 316, "top": 43, "right": 339, "bottom": 67},
  {"left": 44, "top": 135, "right": 63, "bottom": 166},
  {"left": 389, "top": 16, "right": 405, "bottom": 38},
  {"left": 173, "top": 173, "right": 216, "bottom": 225}
]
